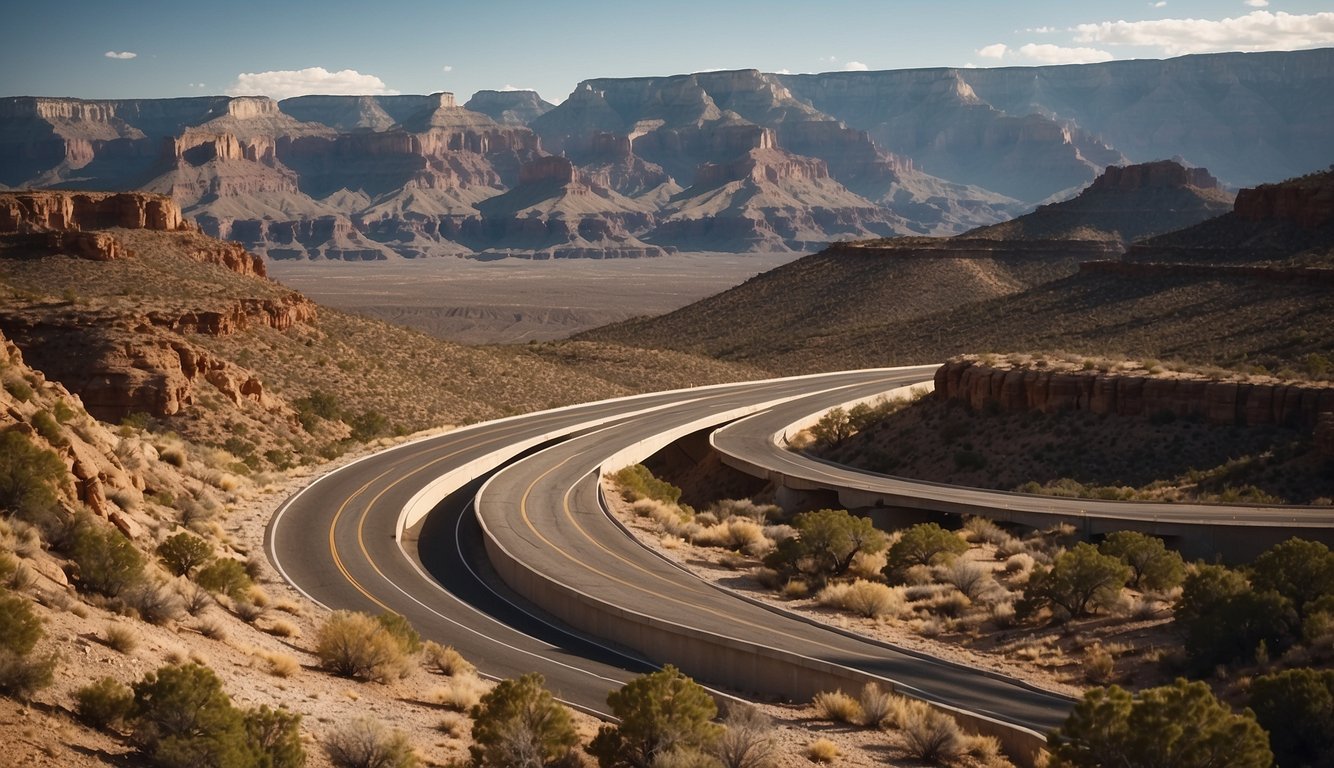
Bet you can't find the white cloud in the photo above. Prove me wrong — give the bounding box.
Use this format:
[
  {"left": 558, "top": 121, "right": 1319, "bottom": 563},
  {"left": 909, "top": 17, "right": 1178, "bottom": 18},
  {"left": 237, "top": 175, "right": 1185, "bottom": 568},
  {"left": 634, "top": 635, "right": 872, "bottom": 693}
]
[
  {"left": 1024, "top": 26, "right": 1057, "bottom": 34},
  {"left": 1074, "top": 11, "right": 1334, "bottom": 55},
  {"left": 104, "top": 51, "right": 136, "bottom": 60},
  {"left": 1245, "top": 0, "right": 1269, "bottom": 6},
  {"left": 187, "top": 82, "right": 206, "bottom": 89},
  {"left": 442, "top": 65, "right": 453, "bottom": 72},
  {"left": 225, "top": 67, "right": 397, "bottom": 99},
  {"left": 775, "top": 68, "right": 792, "bottom": 75},
  {"left": 1154, "top": 1, "right": 1167, "bottom": 7},
  {"left": 500, "top": 84, "right": 535, "bottom": 92},
  {"left": 977, "top": 43, "right": 1009, "bottom": 59},
  {"left": 1016, "top": 43, "right": 1115, "bottom": 64},
  {"left": 843, "top": 60, "right": 870, "bottom": 71}
]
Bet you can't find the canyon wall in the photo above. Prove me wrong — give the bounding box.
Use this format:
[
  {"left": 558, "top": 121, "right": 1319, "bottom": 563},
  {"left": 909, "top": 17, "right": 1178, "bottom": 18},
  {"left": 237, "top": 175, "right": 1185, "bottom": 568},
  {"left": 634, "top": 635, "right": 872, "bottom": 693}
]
[{"left": 934, "top": 359, "right": 1334, "bottom": 430}]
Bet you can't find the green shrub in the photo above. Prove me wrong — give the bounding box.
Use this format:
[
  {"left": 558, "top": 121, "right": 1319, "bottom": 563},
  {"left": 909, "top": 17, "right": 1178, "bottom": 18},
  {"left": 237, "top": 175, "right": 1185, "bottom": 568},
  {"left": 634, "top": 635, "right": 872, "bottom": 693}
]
[
  {"left": 886, "top": 522, "right": 967, "bottom": 572},
  {"left": 70, "top": 520, "right": 146, "bottom": 598},
  {"left": 243, "top": 704, "right": 305, "bottom": 768},
  {"left": 1099, "top": 531, "right": 1184, "bottom": 591},
  {"left": 30, "top": 410, "right": 66, "bottom": 447},
  {"left": 469, "top": 673, "right": 579, "bottom": 767},
  {"left": 51, "top": 400, "right": 77, "bottom": 424},
  {"left": 1249, "top": 667, "right": 1334, "bottom": 768},
  {"left": 130, "top": 663, "right": 249, "bottom": 768},
  {"left": 348, "top": 410, "right": 390, "bottom": 442},
  {"left": 765, "top": 508, "right": 887, "bottom": 581},
  {"left": 295, "top": 390, "right": 341, "bottom": 431},
  {"left": 1049, "top": 679, "right": 1272, "bottom": 767},
  {"left": 899, "top": 700, "right": 964, "bottom": 763},
  {"left": 75, "top": 676, "right": 135, "bottom": 729},
  {"left": 1249, "top": 538, "right": 1334, "bottom": 618},
  {"left": 195, "top": 558, "right": 252, "bottom": 601},
  {"left": 809, "top": 407, "right": 853, "bottom": 448},
  {"left": 3, "top": 379, "right": 33, "bottom": 402},
  {"left": 0, "top": 429, "right": 67, "bottom": 524},
  {"left": 157, "top": 532, "right": 214, "bottom": 578},
  {"left": 324, "top": 717, "right": 416, "bottom": 768},
  {"left": 1021, "top": 542, "right": 1130, "bottom": 620},
  {"left": 612, "top": 464, "right": 681, "bottom": 505},
  {"left": 315, "top": 611, "right": 410, "bottom": 682},
  {"left": 589, "top": 665, "right": 721, "bottom": 768}
]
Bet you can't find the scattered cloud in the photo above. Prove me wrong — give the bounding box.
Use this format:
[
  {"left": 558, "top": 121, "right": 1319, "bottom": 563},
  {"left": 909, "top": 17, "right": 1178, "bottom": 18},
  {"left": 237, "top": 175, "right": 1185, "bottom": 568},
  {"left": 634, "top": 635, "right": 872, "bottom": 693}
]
[
  {"left": 187, "top": 82, "right": 206, "bottom": 89},
  {"left": 842, "top": 60, "right": 870, "bottom": 71},
  {"left": 977, "top": 43, "right": 1009, "bottom": 59},
  {"left": 1153, "top": 1, "right": 1167, "bottom": 7},
  {"left": 775, "top": 68, "right": 792, "bottom": 75},
  {"left": 104, "top": 51, "right": 136, "bottom": 60},
  {"left": 1245, "top": 0, "right": 1269, "bottom": 6},
  {"left": 441, "top": 65, "right": 453, "bottom": 73},
  {"left": 499, "top": 84, "right": 534, "bottom": 92},
  {"left": 1024, "top": 26, "right": 1058, "bottom": 34},
  {"left": 1016, "top": 43, "right": 1115, "bottom": 64},
  {"left": 225, "top": 67, "right": 397, "bottom": 99},
  {"left": 1074, "top": 11, "right": 1334, "bottom": 55}
]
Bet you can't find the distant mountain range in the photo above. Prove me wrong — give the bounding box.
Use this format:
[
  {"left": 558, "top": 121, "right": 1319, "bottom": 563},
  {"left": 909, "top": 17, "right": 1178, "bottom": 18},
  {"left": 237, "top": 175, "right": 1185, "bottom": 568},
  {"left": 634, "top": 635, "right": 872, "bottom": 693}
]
[{"left": 2, "top": 48, "right": 1331, "bottom": 259}]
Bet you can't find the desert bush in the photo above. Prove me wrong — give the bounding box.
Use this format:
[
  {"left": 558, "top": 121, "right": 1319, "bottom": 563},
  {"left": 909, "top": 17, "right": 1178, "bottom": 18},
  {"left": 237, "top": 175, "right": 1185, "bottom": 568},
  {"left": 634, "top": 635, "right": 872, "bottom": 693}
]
[
  {"left": 176, "top": 579, "right": 213, "bottom": 616},
  {"left": 764, "top": 509, "right": 887, "bottom": 581},
  {"left": 75, "top": 676, "right": 135, "bottom": 730},
  {"left": 324, "top": 716, "right": 417, "bottom": 768},
  {"left": 1249, "top": 537, "right": 1334, "bottom": 618},
  {"left": 1099, "top": 531, "right": 1184, "bottom": 591},
  {"left": 3, "top": 378, "right": 33, "bottom": 402},
  {"left": 899, "top": 700, "right": 964, "bottom": 763},
  {"left": 128, "top": 662, "right": 248, "bottom": 767},
  {"left": 244, "top": 704, "right": 305, "bottom": 768},
  {"left": 104, "top": 622, "right": 138, "bottom": 653},
  {"left": 812, "top": 690, "right": 862, "bottom": 724},
  {"left": 1049, "top": 679, "right": 1272, "bottom": 767},
  {"left": 156, "top": 532, "right": 214, "bottom": 577},
  {"left": 423, "top": 641, "right": 474, "bottom": 676},
  {"left": 612, "top": 464, "right": 682, "bottom": 505},
  {"left": 708, "top": 499, "right": 777, "bottom": 524},
  {"left": 0, "top": 588, "right": 55, "bottom": 698},
  {"left": 263, "top": 652, "right": 300, "bottom": 679},
  {"left": 695, "top": 519, "right": 770, "bottom": 556},
  {"left": 195, "top": 557, "right": 253, "bottom": 601},
  {"left": 1084, "top": 644, "right": 1115, "bottom": 684},
  {"left": 69, "top": 519, "right": 145, "bottom": 598},
  {"left": 266, "top": 619, "right": 298, "bottom": 639},
  {"left": 804, "top": 738, "right": 839, "bottom": 764},
  {"left": 197, "top": 618, "right": 227, "bottom": 641},
  {"left": 962, "top": 516, "right": 1009, "bottom": 546},
  {"left": 780, "top": 579, "right": 809, "bottom": 599},
  {"left": 468, "top": 672, "right": 579, "bottom": 767},
  {"left": 30, "top": 410, "right": 66, "bottom": 447},
  {"left": 886, "top": 523, "right": 968, "bottom": 572},
  {"left": 989, "top": 601, "right": 1017, "bottom": 627},
  {"left": 316, "top": 610, "right": 411, "bottom": 682},
  {"left": 233, "top": 599, "right": 266, "bottom": 624},
  {"left": 941, "top": 559, "right": 996, "bottom": 601},
  {"left": 1021, "top": 543, "right": 1131, "bottom": 621},
  {"left": 838, "top": 580, "right": 905, "bottom": 619},
  {"left": 0, "top": 429, "right": 66, "bottom": 529},
  {"left": 1003, "top": 553, "right": 1035, "bottom": 575},
  {"left": 429, "top": 674, "right": 487, "bottom": 711},
  {"left": 857, "top": 682, "right": 897, "bottom": 728},
  {"left": 712, "top": 702, "right": 778, "bottom": 768},
  {"left": 589, "top": 665, "right": 720, "bottom": 768},
  {"left": 125, "top": 580, "right": 185, "bottom": 625},
  {"left": 375, "top": 611, "right": 422, "bottom": 654},
  {"left": 1248, "top": 667, "right": 1334, "bottom": 768}
]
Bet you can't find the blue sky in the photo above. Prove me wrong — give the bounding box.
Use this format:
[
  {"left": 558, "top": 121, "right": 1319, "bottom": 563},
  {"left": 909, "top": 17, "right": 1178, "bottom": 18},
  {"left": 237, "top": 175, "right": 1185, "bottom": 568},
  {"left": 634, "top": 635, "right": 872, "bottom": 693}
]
[{"left": 3, "top": 0, "right": 1332, "bottom": 102}]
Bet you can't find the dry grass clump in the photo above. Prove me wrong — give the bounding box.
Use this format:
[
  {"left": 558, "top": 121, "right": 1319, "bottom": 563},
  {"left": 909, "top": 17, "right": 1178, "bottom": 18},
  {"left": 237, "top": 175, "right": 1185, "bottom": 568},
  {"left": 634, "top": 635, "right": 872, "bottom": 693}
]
[
  {"left": 1084, "top": 643, "right": 1115, "bottom": 683},
  {"left": 428, "top": 673, "right": 487, "bottom": 711},
  {"left": 265, "top": 618, "right": 299, "bottom": 638},
  {"left": 103, "top": 622, "right": 137, "bottom": 653},
  {"left": 435, "top": 711, "right": 468, "bottom": 738},
  {"left": 812, "top": 690, "right": 862, "bottom": 724},
  {"left": 817, "top": 580, "right": 906, "bottom": 619},
  {"left": 423, "top": 641, "right": 475, "bottom": 677},
  {"left": 857, "top": 682, "right": 897, "bottom": 727},
  {"left": 693, "top": 518, "right": 772, "bottom": 556},
  {"left": 781, "top": 579, "right": 810, "bottom": 599},
  {"left": 939, "top": 559, "right": 997, "bottom": 602},
  {"left": 805, "top": 738, "right": 841, "bottom": 763},
  {"left": 962, "top": 516, "right": 1010, "bottom": 546},
  {"left": 898, "top": 699, "right": 964, "bottom": 763},
  {"left": 261, "top": 651, "right": 301, "bottom": 678}
]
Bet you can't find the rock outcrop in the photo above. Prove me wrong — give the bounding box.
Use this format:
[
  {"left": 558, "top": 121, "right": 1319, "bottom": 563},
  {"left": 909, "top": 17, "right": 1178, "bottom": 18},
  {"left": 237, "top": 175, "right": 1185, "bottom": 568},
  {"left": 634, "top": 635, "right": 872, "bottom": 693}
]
[
  {"left": 463, "top": 90, "right": 556, "bottom": 126},
  {"left": 934, "top": 358, "right": 1334, "bottom": 430},
  {"left": 0, "top": 191, "right": 187, "bottom": 233}
]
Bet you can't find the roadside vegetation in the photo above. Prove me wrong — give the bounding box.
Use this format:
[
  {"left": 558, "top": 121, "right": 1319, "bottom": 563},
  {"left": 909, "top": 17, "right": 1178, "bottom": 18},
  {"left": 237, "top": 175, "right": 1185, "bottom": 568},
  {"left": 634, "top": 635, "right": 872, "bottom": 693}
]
[{"left": 609, "top": 463, "right": 1334, "bottom": 766}]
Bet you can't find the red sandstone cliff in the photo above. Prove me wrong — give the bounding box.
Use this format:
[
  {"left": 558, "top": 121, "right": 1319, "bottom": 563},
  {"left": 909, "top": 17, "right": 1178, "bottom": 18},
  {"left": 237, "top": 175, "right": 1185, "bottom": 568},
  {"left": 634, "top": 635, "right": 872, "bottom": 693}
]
[{"left": 934, "top": 358, "right": 1334, "bottom": 430}]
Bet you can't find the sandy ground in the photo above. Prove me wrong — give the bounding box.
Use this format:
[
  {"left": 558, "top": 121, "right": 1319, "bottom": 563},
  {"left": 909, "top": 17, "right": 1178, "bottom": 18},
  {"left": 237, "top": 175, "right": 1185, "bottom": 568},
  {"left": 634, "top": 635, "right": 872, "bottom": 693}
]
[{"left": 268, "top": 252, "right": 803, "bottom": 344}]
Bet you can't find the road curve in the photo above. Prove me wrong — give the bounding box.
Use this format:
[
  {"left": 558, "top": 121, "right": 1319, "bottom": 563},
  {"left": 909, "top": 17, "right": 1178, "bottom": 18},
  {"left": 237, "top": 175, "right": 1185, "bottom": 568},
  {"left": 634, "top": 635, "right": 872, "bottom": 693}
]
[
  {"left": 474, "top": 369, "right": 1073, "bottom": 738},
  {"left": 266, "top": 370, "right": 939, "bottom": 714},
  {"left": 710, "top": 394, "right": 1334, "bottom": 558}
]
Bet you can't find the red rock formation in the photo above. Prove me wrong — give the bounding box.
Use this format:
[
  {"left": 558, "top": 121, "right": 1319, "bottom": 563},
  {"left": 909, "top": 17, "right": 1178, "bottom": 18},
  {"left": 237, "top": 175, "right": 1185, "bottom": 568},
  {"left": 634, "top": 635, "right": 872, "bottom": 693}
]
[
  {"left": 1089, "top": 160, "right": 1220, "bottom": 192},
  {"left": 0, "top": 191, "right": 188, "bottom": 233},
  {"left": 694, "top": 148, "right": 829, "bottom": 188},
  {"left": 934, "top": 359, "right": 1334, "bottom": 429},
  {"left": 519, "top": 156, "right": 576, "bottom": 185},
  {"left": 1233, "top": 172, "right": 1334, "bottom": 228},
  {"left": 140, "top": 294, "right": 316, "bottom": 336}
]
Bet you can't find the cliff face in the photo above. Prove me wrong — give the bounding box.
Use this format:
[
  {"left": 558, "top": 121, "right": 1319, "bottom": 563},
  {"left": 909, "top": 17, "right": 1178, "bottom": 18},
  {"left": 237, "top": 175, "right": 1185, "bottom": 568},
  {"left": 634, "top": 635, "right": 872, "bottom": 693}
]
[
  {"left": 780, "top": 48, "right": 1334, "bottom": 201},
  {"left": 934, "top": 359, "right": 1334, "bottom": 430},
  {"left": 5, "top": 49, "right": 1330, "bottom": 258},
  {"left": 0, "top": 190, "right": 187, "bottom": 233}
]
